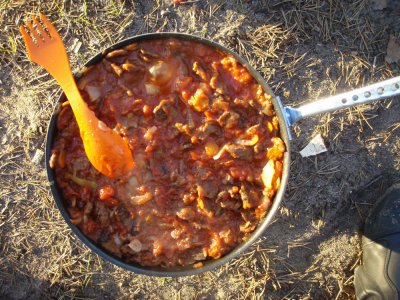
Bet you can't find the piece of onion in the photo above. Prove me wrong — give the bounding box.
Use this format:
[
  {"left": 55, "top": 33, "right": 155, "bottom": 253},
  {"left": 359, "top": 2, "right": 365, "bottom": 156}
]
[
  {"left": 128, "top": 239, "right": 142, "bottom": 252},
  {"left": 113, "top": 234, "right": 122, "bottom": 246},
  {"left": 261, "top": 160, "right": 275, "bottom": 189},
  {"left": 235, "top": 134, "right": 259, "bottom": 146},
  {"left": 149, "top": 61, "right": 169, "bottom": 81},
  {"left": 126, "top": 175, "right": 139, "bottom": 193},
  {"left": 145, "top": 83, "right": 160, "bottom": 95},
  {"left": 85, "top": 85, "right": 101, "bottom": 102},
  {"left": 131, "top": 192, "right": 153, "bottom": 205}
]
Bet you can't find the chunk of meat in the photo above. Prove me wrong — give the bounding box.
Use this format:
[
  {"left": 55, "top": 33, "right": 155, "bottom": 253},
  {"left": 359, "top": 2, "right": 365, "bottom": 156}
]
[
  {"left": 153, "top": 98, "right": 177, "bottom": 121},
  {"left": 216, "top": 190, "right": 230, "bottom": 202},
  {"left": 144, "top": 126, "right": 158, "bottom": 141},
  {"left": 102, "top": 238, "right": 122, "bottom": 257},
  {"left": 239, "top": 185, "right": 260, "bottom": 209},
  {"left": 99, "top": 185, "right": 115, "bottom": 200},
  {"left": 233, "top": 98, "right": 249, "bottom": 108},
  {"left": 239, "top": 221, "right": 256, "bottom": 233},
  {"left": 84, "top": 201, "right": 94, "bottom": 215},
  {"left": 267, "top": 137, "right": 285, "bottom": 161},
  {"left": 207, "top": 232, "right": 222, "bottom": 258},
  {"left": 95, "top": 202, "right": 110, "bottom": 227},
  {"left": 57, "top": 106, "right": 73, "bottom": 130},
  {"left": 169, "top": 170, "right": 186, "bottom": 185},
  {"left": 202, "top": 121, "right": 219, "bottom": 135},
  {"left": 176, "top": 208, "right": 195, "bottom": 220},
  {"left": 197, "top": 181, "right": 218, "bottom": 199},
  {"left": 217, "top": 190, "right": 241, "bottom": 210},
  {"left": 220, "top": 56, "right": 252, "bottom": 84},
  {"left": 211, "top": 95, "right": 230, "bottom": 112},
  {"left": 217, "top": 111, "right": 240, "bottom": 129},
  {"left": 189, "top": 88, "right": 209, "bottom": 112},
  {"left": 193, "top": 61, "right": 207, "bottom": 80},
  {"left": 210, "top": 73, "right": 226, "bottom": 94},
  {"left": 225, "top": 144, "right": 253, "bottom": 161}
]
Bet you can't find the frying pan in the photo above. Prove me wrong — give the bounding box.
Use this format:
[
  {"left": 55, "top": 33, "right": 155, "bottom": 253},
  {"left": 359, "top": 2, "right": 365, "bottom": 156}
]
[{"left": 45, "top": 32, "right": 400, "bottom": 277}]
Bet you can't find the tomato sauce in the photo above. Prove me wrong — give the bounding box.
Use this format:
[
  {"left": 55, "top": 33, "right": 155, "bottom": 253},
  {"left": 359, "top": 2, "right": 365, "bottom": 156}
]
[{"left": 50, "top": 38, "right": 285, "bottom": 268}]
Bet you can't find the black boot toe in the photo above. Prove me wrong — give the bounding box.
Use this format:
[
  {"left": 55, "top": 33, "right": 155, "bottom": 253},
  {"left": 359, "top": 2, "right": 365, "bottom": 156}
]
[{"left": 354, "top": 183, "right": 400, "bottom": 300}]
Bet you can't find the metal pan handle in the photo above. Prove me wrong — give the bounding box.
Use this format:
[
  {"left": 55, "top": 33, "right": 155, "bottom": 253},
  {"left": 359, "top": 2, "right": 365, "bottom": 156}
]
[{"left": 283, "top": 76, "right": 400, "bottom": 127}]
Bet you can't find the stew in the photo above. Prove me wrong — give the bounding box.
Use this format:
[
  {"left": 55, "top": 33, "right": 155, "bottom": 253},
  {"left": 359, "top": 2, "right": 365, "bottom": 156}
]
[{"left": 50, "top": 38, "right": 285, "bottom": 268}]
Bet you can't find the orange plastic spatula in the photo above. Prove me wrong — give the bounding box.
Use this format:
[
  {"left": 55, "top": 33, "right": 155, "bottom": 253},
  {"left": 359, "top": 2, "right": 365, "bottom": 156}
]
[{"left": 20, "top": 13, "right": 134, "bottom": 179}]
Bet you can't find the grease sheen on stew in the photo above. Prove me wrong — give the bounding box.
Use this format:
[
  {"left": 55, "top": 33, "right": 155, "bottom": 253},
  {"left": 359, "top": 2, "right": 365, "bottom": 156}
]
[{"left": 50, "top": 38, "right": 285, "bottom": 268}]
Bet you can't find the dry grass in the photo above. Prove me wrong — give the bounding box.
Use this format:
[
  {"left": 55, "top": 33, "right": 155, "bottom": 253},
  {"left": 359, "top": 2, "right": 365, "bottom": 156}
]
[{"left": 1, "top": 0, "right": 400, "bottom": 299}]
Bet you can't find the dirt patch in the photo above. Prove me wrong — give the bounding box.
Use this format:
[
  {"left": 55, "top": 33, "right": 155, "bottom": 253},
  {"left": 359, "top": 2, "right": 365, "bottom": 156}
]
[{"left": 1, "top": 0, "right": 400, "bottom": 299}]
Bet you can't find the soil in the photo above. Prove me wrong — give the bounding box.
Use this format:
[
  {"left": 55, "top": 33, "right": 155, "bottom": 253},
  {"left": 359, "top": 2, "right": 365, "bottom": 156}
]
[{"left": 1, "top": 0, "right": 400, "bottom": 299}]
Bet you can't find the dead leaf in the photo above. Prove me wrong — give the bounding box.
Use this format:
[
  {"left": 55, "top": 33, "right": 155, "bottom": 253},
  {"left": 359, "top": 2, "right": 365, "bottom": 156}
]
[
  {"left": 385, "top": 35, "right": 400, "bottom": 64},
  {"left": 300, "top": 134, "right": 327, "bottom": 158},
  {"left": 370, "top": 0, "right": 387, "bottom": 10}
]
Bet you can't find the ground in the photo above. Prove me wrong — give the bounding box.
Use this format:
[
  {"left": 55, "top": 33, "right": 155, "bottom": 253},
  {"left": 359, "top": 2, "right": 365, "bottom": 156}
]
[{"left": 1, "top": 0, "right": 400, "bottom": 299}]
